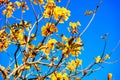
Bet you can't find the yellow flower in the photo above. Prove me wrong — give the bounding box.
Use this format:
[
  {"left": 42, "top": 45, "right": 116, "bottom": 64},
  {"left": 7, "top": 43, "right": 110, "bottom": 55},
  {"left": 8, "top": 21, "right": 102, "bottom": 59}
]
[
  {"left": 104, "top": 54, "right": 110, "bottom": 60},
  {"left": 24, "top": 64, "right": 30, "bottom": 70},
  {"left": 53, "top": 6, "right": 70, "bottom": 22},
  {"left": 2, "top": 8, "right": 13, "bottom": 18},
  {"left": 62, "top": 73, "right": 68, "bottom": 80},
  {"left": 61, "top": 35, "right": 68, "bottom": 42},
  {"left": 41, "top": 39, "right": 57, "bottom": 55},
  {"left": 61, "top": 37, "right": 83, "bottom": 56},
  {"left": 51, "top": 73, "right": 57, "bottom": 80},
  {"left": 95, "top": 56, "right": 101, "bottom": 63},
  {"left": 108, "top": 73, "right": 112, "bottom": 80},
  {"left": 28, "top": 44, "right": 35, "bottom": 49},
  {"left": 48, "top": 39, "right": 57, "bottom": 44},
  {"left": 69, "top": 21, "right": 81, "bottom": 34},
  {"left": 75, "top": 58, "right": 82, "bottom": 67},
  {"left": 67, "top": 59, "right": 82, "bottom": 72},
  {"left": 19, "top": 20, "right": 32, "bottom": 31},
  {"left": 76, "top": 21, "right": 80, "bottom": 26},
  {"left": 47, "top": 39, "right": 57, "bottom": 49},
  {"left": 15, "top": 1, "right": 21, "bottom": 9},
  {"left": 47, "top": 0, "right": 55, "bottom": 3},
  {"left": 69, "top": 22, "right": 77, "bottom": 28},
  {"left": 43, "top": 5, "right": 70, "bottom": 22},
  {"left": 71, "top": 47, "right": 81, "bottom": 56},
  {"left": 31, "top": 33, "right": 35, "bottom": 37},
  {"left": 41, "top": 25, "right": 48, "bottom": 36},
  {"left": 10, "top": 28, "right": 24, "bottom": 43},
  {"left": 43, "top": 2, "right": 56, "bottom": 18},
  {"left": 21, "top": 1, "right": 29, "bottom": 13},
  {"left": 41, "top": 23, "right": 57, "bottom": 36},
  {"left": 69, "top": 21, "right": 81, "bottom": 29},
  {"left": 76, "top": 37, "right": 82, "bottom": 42},
  {"left": 2, "top": 2, "right": 15, "bottom": 18},
  {"left": 50, "top": 72, "right": 68, "bottom": 80}
]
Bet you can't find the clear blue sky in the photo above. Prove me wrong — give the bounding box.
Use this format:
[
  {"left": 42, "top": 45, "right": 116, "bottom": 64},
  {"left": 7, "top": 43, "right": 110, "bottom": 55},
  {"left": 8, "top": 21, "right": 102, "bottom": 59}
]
[{"left": 0, "top": 0, "right": 120, "bottom": 80}]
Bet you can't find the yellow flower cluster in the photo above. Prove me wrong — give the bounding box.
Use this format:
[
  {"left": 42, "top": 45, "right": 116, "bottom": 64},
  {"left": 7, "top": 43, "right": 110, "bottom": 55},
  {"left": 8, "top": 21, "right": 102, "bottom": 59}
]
[
  {"left": 53, "top": 6, "right": 70, "bottom": 22},
  {"left": 95, "top": 54, "right": 110, "bottom": 63},
  {"left": 69, "top": 21, "right": 81, "bottom": 29},
  {"left": 67, "top": 58, "right": 82, "bottom": 72},
  {"left": 50, "top": 72, "right": 68, "bottom": 80},
  {"left": 10, "top": 28, "right": 26, "bottom": 45},
  {"left": 62, "top": 37, "right": 83, "bottom": 56},
  {"left": 14, "top": 1, "right": 21, "bottom": 9},
  {"left": 43, "top": 2, "right": 70, "bottom": 23},
  {"left": 2, "top": 2, "right": 15, "bottom": 18},
  {"left": 2, "top": 1, "right": 21, "bottom": 18},
  {"left": 0, "top": 30, "right": 10, "bottom": 51},
  {"left": 68, "top": 21, "right": 81, "bottom": 33},
  {"left": 43, "top": 2, "right": 56, "bottom": 18},
  {"left": 41, "top": 39, "right": 57, "bottom": 55},
  {"left": 12, "top": 21, "right": 32, "bottom": 31},
  {"left": 95, "top": 56, "right": 101, "bottom": 63},
  {"left": 41, "top": 22, "right": 58, "bottom": 36},
  {"left": 21, "top": 1, "right": 29, "bottom": 13},
  {"left": 104, "top": 54, "right": 110, "bottom": 60},
  {"left": 19, "top": 21, "right": 32, "bottom": 31}
]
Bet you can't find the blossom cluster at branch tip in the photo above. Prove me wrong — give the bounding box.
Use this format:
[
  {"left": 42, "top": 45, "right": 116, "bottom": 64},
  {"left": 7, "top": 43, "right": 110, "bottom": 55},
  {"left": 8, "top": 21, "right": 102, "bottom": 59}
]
[
  {"left": 41, "top": 38, "right": 57, "bottom": 55},
  {"left": 41, "top": 22, "right": 58, "bottom": 36},
  {"left": 95, "top": 54, "right": 110, "bottom": 63},
  {"left": 68, "top": 21, "right": 81, "bottom": 33},
  {"left": 69, "top": 21, "right": 81, "bottom": 29},
  {"left": 67, "top": 58, "right": 82, "bottom": 72},
  {"left": 43, "top": 1, "right": 70, "bottom": 23},
  {"left": 2, "top": 1, "right": 29, "bottom": 18},
  {"left": 50, "top": 72, "right": 68, "bottom": 80},
  {"left": 61, "top": 37, "right": 83, "bottom": 57},
  {"left": 2, "top": 2, "right": 15, "bottom": 18}
]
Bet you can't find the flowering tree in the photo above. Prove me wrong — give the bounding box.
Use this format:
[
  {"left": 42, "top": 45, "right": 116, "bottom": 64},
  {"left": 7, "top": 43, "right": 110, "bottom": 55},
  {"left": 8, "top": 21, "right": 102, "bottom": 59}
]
[{"left": 0, "top": 0, "right": 119, "bottom": 80}]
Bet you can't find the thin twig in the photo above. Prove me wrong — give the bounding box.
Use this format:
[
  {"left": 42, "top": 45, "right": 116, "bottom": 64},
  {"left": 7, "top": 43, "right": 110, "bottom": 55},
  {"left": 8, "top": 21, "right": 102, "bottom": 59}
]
[
  {"left": 101, "top": 33, "right": 108, "bottom": 59},
  {"left": 25, "top": 16, "right": 43, "bottom": 52},
  {"left": 8, "top": 63, "right": 24, "bottom": 78},
  {"left": 80, "top": 13, "right": 96, "bottom": 37},
  {"left": 109, "top": 40, "right": 120, "bottom": 56},
  {"left": 29, "top": 0, "right": 39, "bottom": 36},
  {"left": 80, "top": 0, "right": 103, "bottom": 37},
  {"left": 104, "top": 58, "right": 120, "bottom": 64},
  {"left": 14, "top": 45, "right": 20, "bottom": 67},
  {"left": 9, "top": 51, "right": 21, "bottom": 67},
  {"left": 11, "top": 16, "right": 22, "bottom": 21}
]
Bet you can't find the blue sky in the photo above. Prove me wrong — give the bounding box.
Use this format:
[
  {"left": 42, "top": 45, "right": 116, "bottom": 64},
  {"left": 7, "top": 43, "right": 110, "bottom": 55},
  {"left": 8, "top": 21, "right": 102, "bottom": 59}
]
[{"left": 0, "top": 0, "right": 120, "bottom": 80}]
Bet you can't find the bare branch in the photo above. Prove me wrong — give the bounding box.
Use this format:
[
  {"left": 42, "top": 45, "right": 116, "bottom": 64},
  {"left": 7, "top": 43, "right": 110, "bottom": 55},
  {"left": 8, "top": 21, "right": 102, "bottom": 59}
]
[
  {"left": 25, "top": 16, "right": 43, "bottom": 52},
  {"left": 80, "top": 0, "right": 103, "bottom": 37}
]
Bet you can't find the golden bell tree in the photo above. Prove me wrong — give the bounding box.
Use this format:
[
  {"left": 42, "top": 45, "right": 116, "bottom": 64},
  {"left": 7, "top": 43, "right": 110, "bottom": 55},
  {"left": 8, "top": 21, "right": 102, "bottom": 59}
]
[{"left": 0, "top": 0, "right": 119, "bottom": 80}]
